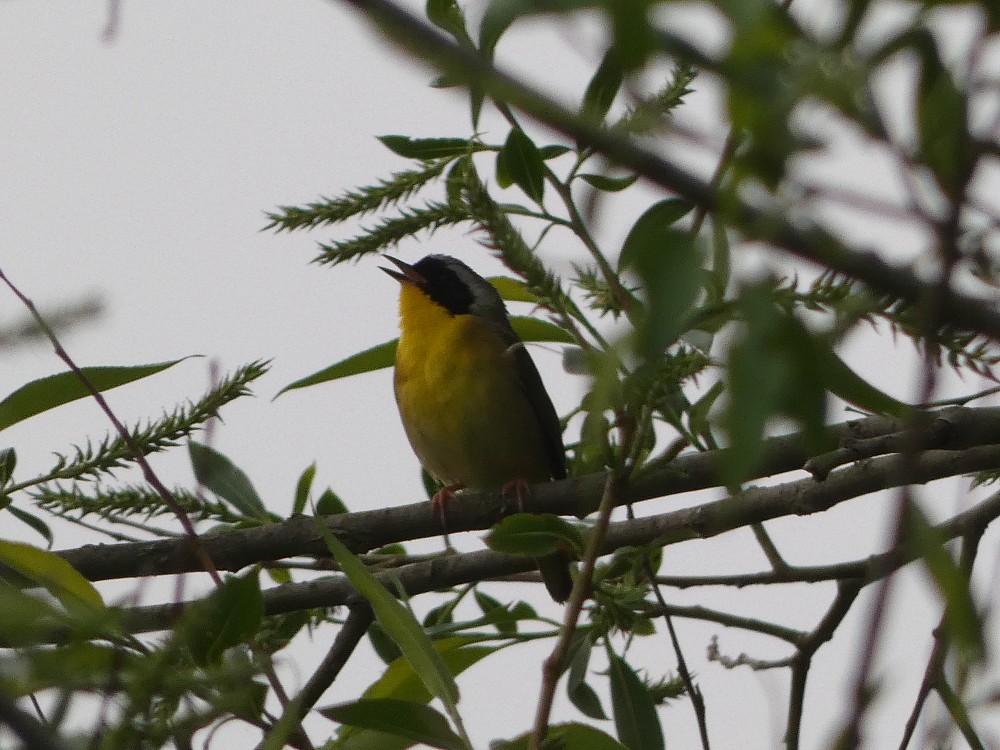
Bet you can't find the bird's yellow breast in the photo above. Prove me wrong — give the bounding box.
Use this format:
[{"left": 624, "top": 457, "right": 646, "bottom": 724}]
[{"left": 394, "top": 284, "right": 552, "bottom": 490}]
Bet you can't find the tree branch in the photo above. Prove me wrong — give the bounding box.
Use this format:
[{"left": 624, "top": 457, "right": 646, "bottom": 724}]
[
  {"left": 337, "top": 0, "right": 1000, "bottom": 343},
  {"left": 35, "top": 407, "right": 1000, "bottom": 585}
]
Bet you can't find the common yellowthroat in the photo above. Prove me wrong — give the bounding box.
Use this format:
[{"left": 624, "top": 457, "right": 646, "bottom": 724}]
[{"left": 383, "top": 254, "right": 574, "bottom": 603}]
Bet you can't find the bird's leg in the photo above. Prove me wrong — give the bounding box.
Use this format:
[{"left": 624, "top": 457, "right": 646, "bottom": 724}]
[
  {"left": 431, "top": 484, "right": 462, "bottom": 548},
  {"left": 500, "top": 477, "right": 532, "bottom": 514}
]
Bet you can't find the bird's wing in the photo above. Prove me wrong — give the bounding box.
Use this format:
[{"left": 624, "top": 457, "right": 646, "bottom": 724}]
[
  {"left": 513, "top": 343, "right": 566, "bottom": 479},
  {"left": 501, "top": 326, "right": 566, "bottom": 481}
]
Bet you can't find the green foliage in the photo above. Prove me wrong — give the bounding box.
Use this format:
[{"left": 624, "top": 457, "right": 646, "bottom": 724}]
[
  {"left": 0, "top": 357, "right": 196, "bottom": 432},
  {"left": 7, "top": 0, "right": 1000, "bottom": 748},
  {"left": 321, "top": 698, "right": 467, "bottom": 750},
  {"left": 485, "top": 513, "right": 585, "bottom": 557}
]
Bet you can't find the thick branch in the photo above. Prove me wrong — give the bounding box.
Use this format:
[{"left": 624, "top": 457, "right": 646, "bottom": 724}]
[
  {"left": 111, "top": 463, "right": 1000, "bottom": 638},
  {"left": 42, "top": 407, "right": 1000, "bottom": 584}
]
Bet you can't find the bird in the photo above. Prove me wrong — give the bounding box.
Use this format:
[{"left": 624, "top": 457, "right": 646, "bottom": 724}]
[{"left": 382, "top": 253, "right": 574, "bottom": 603}]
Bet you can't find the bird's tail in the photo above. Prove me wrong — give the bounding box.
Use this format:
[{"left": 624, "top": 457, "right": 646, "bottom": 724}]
[{"left": 536, "top": 550, "right": 574, "bottom": 603}]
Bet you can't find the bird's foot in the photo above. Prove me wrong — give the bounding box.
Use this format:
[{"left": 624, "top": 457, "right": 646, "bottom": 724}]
[
  {"left": 431, "top": 484, "right": 462, "bottom": 547},
  {"left": 500, "top": 477, "right": 532, "bottom": 514}
]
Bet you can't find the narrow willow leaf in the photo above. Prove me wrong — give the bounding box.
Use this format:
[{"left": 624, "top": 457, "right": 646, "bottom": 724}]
[
  {"left": 624, "top": 210, "right": 702, "bottom": 363},
  {"left": 510, "top": 316, "right": 574, "bottom": 344},
  {"left": 579, "top": 173, "right": 638, "bottom": 192},
  {"left": 0, "top": 540, "right": 103, "bottom": 612},
  {"left": 293, "top": 462, "right": 317, "bottom": 515},
  {"left": 496, "top": 128, "right": 546, "bottom": 204},
  {"left": 618, "top": 199, "right": 694, "bottom": 270},
  {"left": 188, "top": 442, "right": 271, "bottom": 521},
  {"left": 821, "top": 350, "right": 910, "bottom": 418},
  {"left": 488, "top": 277, "right": 538, "bottom": 303},
  {"left": 495, "top": 722, "right": 628, "bottom": 750},
  {"left": 539, "top": 144, "right": 572, "bottom": 160},
  {"left": 276, "top": 340, "right": 398, "bottom": 396},
  {"left": 906, "top": 505, "right": 983, "bottom": 656},
  {"left": 368, "top": 621, "right": 404, "bottom": 664},
  {"left": 315, "top": 520, "right": 461, "bottom": 708},
  {"left": 426, "top": 0, "right": 472, "bottom": 42},
  {"left": 321, "top": 699, "right": 466, "bottom": 750},
  {"left": 316, "top": 487, "right": 349, "bottom": 515},
  {"left": 485, "top": 513, "right": 584, "bottom": 557},
  {"left": 377, "top": 135, "right": 477, "bottom": 160},
  {"left": 916, "top": 32, "right": 969, "bottom": 196},
  {"left": 581, "top": 49, "right": 624, "bottom": 123},
  {"left": 607, "top": 652, "right": 664, "bottom": 750},
  {"left": 363, "top": 638, "right": 497, "bottom": 702},
  {"left": 184, "top": 571, "right": 264, "bottom": 665},
  {"left": 0, "top": 447, "right": 15, "bottom": 485},
  {"left": 567, "top": 635, "right": 608, "bottom": 719},
  {"left": 0, "top": 358, "right": 195, "bottom": 431},
  {"left": 0, "top": 586, "right": 68, "bottom": 647},
  {"left": 473, "top": 591, "right": 519, "bottom": 636},
  {"left": 334, "top": 640, "right": 503, "bottom": 749},
  {"left": 7, "top": 505, "right": 53, "bottom": 546}
]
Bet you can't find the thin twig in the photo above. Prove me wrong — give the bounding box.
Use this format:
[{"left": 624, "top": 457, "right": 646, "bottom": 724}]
[
  {"left": 646, "top": 561, "right": 711, "bottom": 750},
  {"left": 0, "top": 691, "right": 70, "bottom": 750},
  {"left": 253, "top": 601, "right": 374, "bottom": 750},
  {"left": 0, "top": 267, "right": 222, "bottom": 586},
  {"left": 529, "top": 472, "right": 624, "bottom": 749}
]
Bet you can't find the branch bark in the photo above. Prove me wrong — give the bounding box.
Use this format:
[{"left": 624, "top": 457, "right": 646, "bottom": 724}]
[{"left": 35, "top": 406, "right": 1000, "bottom": 586}]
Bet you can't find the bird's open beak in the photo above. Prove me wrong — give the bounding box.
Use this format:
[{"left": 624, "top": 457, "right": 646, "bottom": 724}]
[{"left": 381, "top": 256, "right": 425, "bottom": 287}]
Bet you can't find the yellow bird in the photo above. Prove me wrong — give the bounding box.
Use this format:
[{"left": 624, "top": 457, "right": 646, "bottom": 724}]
[{"left": 383, "top": 254, "right": 574, "bottom": 603}]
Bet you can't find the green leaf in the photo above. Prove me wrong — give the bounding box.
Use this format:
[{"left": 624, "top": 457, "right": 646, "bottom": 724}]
[
  {"left": 479, "top": 0, "right": 516, "bottom": 59},
  {"left": 510, "top": 316, "right": 574, "bottom": 344},
  {"left": 609, "top": 0, "right": 655, "bottom": 71},
  {"left": 377, "top": 136, "right": 476, "bottom": 161},
  {"left": 334, "top": 639, "right": 500, "bottom": 749},
  {"left": 621, "top": 202, "right": 702, "bottom": 363},
  {"left": 321, "top": 699, "right": 466, "bottom": 750},
  {"left": 724, "top": 286, "right": 833, "bottom": 482},
  {"left": 293, "top": 462, "right": 317, "bottom": 515},
  {"left": 276, "top": 340, "right": 397, "bottom": 396},
  {"left": 369, "top": 622, "right": 403, "bottom": 664},
  {"left": 315, "top": 520, "right": 461, "bottom": 707},
  {"left": 427, "top": 0, "right": 472, "bottom": 43},
  {"left": 362, "top": 637, "right": 498, "bottom": 702},
  {"left": 0, "top": 586, "right": 68, "bottom": 647},
  {"left": 821, "top": 350, "right": 910, "bottom": 418},
  {"left": 581, "top": 49, "right": 624, "bottom": 123},
  {"left": 0, "top": 447, "right": 15, "bottom": 486},
  {"left": 579, "top": 173, "right": 638, "bottom": 192},
  {"left": 485, "top": 513, "right": 584, "bottom": 557},
  {"left": 495, "top": 722, "right": 628, "bottom": 750},
  {"left": 317, "top": 487, "right": 349, "bottom": 515},
  {"left": 539, "top": 145, "right": 572, "bottom": 160},
  {"left": 7, "top": 505, "right": 53, "bottom": 546},
  {"left": 915, "top": 31, "right": 969, "bottom": 196},
  {"left": 618, "top": 199, "right": 693, "bottom": 270},
  {"left": 488, "top": 277, "right": 538, "bottom": 304},
  {"left": 906, "top": 505, "right": 983, "bottom": 657},
  {"left": 0, "top": 358, "right": 194, "bottom": 431},
  {"left": 4, "top": 642, "right": 134, "bottom": 695},
  {"left": 567, "top": 635, "right": 607, "bottom": 719},
  {"left": 473, "top": 591, "right": 518, "bottom": 636},
  {"left": 446, "top": 157, "right": 471, "bottom": 208},
  {"left": 607, "top": 652, "right": 664, "bottom": 750},
  {"left": 0, "top": 540, "right": 104, "bottom": 612},
  {"left": 496, "top": 128, "right": 546, "bottom": 204},
  {"left": 188, "top": 442, "right": 271, "bottom": 522},
  {"left": 183, "top": 571, "right": 264, "bottom": 665}
]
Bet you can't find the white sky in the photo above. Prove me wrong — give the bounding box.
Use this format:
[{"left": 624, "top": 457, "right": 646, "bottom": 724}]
[{"left": 2, "top": 1, "right": 999, "bottom": 749}]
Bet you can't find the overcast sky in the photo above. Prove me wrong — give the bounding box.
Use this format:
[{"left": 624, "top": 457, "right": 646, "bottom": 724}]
[{"left": 3, "top": 1, "right": 999, "bottom": 748}]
